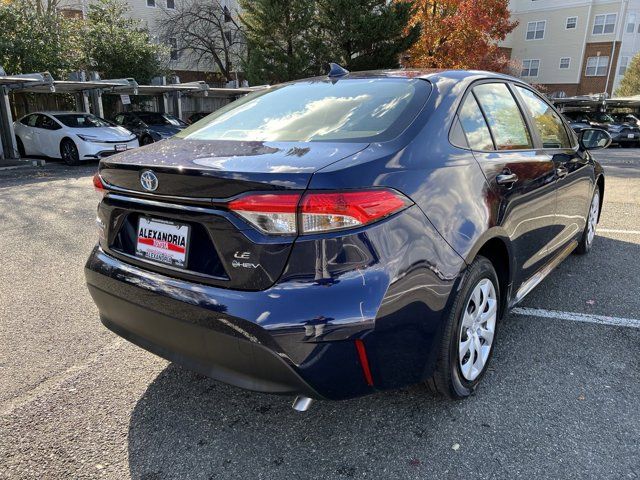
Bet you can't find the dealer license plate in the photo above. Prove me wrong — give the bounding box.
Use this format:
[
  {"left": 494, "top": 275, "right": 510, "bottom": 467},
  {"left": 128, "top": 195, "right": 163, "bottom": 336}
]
[
  {"left": 135, "top": 217, "right": 190, "bottom": 268},
  {"left": 115, "top": 144, "right": 128, "bottom": 152}
]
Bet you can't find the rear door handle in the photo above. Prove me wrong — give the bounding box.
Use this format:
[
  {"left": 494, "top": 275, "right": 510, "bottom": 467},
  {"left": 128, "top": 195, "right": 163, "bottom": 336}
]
[
  {"left": 496, "top": 173, "right": 518, "bottom": 185},
  {"left": 556, "top": 167, "right": 568, "bottom": 178}
]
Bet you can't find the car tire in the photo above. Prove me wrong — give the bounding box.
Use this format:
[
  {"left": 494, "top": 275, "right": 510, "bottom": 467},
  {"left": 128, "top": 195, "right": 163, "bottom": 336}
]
[
  {"left": 141, "top": 135, "right": 154, "bottom": 146},
  {"left": 426, "top": 256, "right": 500, "bottom": 399},
  {"left": 575, "top": 188, "right": 600, "bottom": 255},
  {"left": 60, "top": 138, "right": 80, "bottom": 166},
  {"left": 16, "top": 136, "right": 25, "bottom": 157}
]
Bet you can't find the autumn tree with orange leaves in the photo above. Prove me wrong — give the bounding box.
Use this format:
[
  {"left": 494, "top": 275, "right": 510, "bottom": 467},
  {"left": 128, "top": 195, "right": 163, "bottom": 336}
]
[{"left": 405, "top": 0, "right": 517, "bottom": 72}]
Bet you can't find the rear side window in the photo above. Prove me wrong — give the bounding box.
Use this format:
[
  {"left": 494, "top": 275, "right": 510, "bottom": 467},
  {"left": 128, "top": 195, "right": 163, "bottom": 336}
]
[
  {"left": 515, "top": 86, "right": 571, "bottom": 149},
  {"left": 473, "top": 83, "right": 533, "bottom": 150},
  {"left": 458, "top": 94, "right": 494, "bottom": 151},
  {"left": 179, "top": 78, "right": 431, "bottom": 143}
]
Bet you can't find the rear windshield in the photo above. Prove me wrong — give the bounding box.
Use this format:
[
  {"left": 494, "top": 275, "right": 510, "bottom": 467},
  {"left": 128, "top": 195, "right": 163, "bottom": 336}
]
[
  {"left": 590, "top": 113, "right": 614, "bottom": 123},
  {"left": 54, "top": 114, "right": 111, "bottom": 128},
  {"left": 178, "top": 78, "right": 431, "bottom": 143},
  {"left": 137, "top": 113, "right": 186, "bottom": 127}
]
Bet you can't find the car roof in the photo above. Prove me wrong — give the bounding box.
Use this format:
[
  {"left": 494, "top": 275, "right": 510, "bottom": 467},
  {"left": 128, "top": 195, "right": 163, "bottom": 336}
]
[
  {"left": 297, "top": 68, "right": 522, "bottom": 85},
  {"left": 27, "top": 111, "right": 92, "bottom": 115}
]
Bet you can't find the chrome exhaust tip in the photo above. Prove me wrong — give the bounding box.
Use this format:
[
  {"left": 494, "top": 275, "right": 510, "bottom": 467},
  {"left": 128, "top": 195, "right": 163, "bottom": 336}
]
[{"left": 292, "top": 396, "right": 314, "bottom": 412}]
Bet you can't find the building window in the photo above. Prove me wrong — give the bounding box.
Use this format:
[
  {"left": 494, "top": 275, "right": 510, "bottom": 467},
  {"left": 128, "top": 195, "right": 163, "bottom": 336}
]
[
  {"left": 166, "top": 0, "right": 175, "bottom": 8},
  {"left": 619, "top": 56, "right": 630, "bottom": 76},
  {"left": 223, "top": 5, "right": 232, "bottom": 23},
  {"left": 146, "top": 0, "right": 155, "bottom": 7},
  {"left": 566, "top": 17, "right": 577, "bottom": 29},
  {"left": 585, "top": 56, "right": 609, "bottom": 76},
  {"left": 593, "top": 14, "right": 617, "bottom": 35},
  {"left": 626, "top": 13, "right": 636, "bottom": 33},
  {"left": 559, "top": 57, "right": 571, "bottom": 69},
  {"left": 169, "top": 37, "right": 178, "bottom": 60},
  {"left": 521, "top": 59, "right": 540, "bottom": 77},
  {"left": 526, "top": 21, "right": 546, "bottom": 40}
]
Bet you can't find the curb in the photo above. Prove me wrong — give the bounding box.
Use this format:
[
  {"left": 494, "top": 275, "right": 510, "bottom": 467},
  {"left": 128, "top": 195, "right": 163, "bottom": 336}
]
[{"left": 0, "top": 159, "right": 46, "bottom": 171}]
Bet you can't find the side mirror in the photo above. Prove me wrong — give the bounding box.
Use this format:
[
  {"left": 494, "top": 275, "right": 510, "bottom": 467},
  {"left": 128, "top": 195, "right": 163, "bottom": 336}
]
[{"left": 579, "top": 128, "right": 612, "bottom": 151}]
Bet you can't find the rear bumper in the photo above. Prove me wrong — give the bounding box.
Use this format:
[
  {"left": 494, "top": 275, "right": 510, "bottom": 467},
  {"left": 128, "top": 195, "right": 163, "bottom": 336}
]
[
  {"left": 85, "top": 246, "right": 377, "bottom": 400},
  {"left": 610, "top": 132, "right": 639, "bottom": 143},
  {"left": 93, "top": 289, "right": 320, "bottom": 398}
]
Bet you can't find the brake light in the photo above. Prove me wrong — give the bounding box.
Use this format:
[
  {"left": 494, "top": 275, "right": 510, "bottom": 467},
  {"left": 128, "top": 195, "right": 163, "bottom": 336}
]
[
  {"left": 228, "top": 189, "right": 411, "bottom": 235},
  {"left": 301, "top": 190, "right": 411, "bottom": 233},
  {"left": 228, "top": 193, "right": 299, "bottom": 234},
  {"left": 93, "top": 173, "right": 107, "bottom": 198}
]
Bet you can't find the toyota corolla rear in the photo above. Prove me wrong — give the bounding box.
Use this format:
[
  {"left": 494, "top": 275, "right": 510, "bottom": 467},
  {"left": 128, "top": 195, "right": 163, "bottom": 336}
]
[{"left": 85, "top": 74, "right": 461, "bottom": 401}]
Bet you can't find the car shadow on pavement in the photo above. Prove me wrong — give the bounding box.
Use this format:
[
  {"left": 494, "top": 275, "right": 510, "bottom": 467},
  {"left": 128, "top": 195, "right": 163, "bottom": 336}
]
[{"left": 126, "top": 364, "right": 457, "bottom": 479}]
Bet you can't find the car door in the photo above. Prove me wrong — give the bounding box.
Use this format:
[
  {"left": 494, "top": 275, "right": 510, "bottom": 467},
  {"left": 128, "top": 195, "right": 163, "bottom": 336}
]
[
  {"left": 37, "top": 114, "right": 64, "bottom": 157},
  {"left": 513, "top": 85, "right": 593, "bottom": 255},
  {"left": 460, "top": 82, "right": 558, "bottom": 289},
  {"left": 19, "top": 114, "right": 41, "bottom": 155}
]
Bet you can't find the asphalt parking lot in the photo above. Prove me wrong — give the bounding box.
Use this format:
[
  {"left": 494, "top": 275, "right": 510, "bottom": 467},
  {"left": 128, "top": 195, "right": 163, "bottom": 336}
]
[{"left": 1, "top": 151, "right": 639, "bottom": 480}]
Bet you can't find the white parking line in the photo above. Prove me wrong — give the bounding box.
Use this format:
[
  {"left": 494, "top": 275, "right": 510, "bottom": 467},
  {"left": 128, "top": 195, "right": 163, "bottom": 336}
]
[
  {"left": 598, "top": 228, "right": 640, "bottom": 235},
  {"left": 512, "top": 307, "right": 640, "bottom": 329}
]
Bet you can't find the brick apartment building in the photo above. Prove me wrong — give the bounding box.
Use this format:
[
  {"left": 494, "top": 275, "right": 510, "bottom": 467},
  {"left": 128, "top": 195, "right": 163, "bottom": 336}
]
[{"left": 501, "top": 0, "right": 640, "bottom": 97}]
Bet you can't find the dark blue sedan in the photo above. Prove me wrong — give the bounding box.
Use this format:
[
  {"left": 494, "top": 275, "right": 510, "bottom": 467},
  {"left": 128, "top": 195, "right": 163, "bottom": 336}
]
[{"left": 86, "top": 68, "right": 609, "bottom": 410}]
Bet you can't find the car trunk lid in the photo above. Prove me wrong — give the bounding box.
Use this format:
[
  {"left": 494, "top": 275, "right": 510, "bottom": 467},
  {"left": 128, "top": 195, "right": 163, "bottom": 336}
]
[{"left": 99, "top": 138, "right": 368, "bottom": 198}]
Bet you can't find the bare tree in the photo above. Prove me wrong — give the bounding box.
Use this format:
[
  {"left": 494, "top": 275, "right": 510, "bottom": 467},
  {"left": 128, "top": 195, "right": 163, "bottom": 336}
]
[{"left": 157, "top": 0, "right": 245, "bottom": 82}]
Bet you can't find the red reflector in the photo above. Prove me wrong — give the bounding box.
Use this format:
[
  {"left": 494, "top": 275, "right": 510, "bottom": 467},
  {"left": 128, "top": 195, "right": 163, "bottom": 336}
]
[
  {"left": 355, "top": 339, "right": 374, "bottom": 386},
  {"left": 301, "top": 190, "right": 409, "bottom": 225},
  {"left": 228, "top": 193, "right": 301, "bottom": 213}
]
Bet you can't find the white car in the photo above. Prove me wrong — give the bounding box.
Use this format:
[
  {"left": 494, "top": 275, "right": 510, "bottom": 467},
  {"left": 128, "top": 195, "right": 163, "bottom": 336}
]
[{"left": 14, "top": 111, "right": 139, "bottom": 165}]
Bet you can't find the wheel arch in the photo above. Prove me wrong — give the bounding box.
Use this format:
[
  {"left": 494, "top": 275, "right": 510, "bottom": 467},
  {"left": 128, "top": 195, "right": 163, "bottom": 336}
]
[
  {"left": 59, "top": 136, "right": 76, "bottom": 151},
  {"left": 596, "top": 174, "right": 605, "bottom": 223},
  {"left": 465, "top": 230, "right": 513, "bottom": 319}
]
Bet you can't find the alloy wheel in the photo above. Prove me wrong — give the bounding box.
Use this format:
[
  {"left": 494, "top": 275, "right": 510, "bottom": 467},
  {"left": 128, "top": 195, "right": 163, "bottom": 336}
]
[{"left": 458, "top": 278, "right": 497, "bottom": 381}]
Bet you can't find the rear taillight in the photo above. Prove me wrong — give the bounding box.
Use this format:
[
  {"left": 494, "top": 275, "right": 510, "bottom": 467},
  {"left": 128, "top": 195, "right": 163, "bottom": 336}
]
[
  {"left": 228, "top": 189, "right": 411, "bottom": 235},
  {"left": 93, "top": 173, "right": 107, "bottom": 198},
  {"left": 228, "top": 193, "right": 299, "bottom": 234}
]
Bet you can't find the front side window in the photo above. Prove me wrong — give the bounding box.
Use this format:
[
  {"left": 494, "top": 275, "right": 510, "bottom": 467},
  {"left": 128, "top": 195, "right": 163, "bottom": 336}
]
[
  {"left": 515, "top": 86, "right": 571, "bottom": 149},
  {"left": 166, "top": 0, "right": 175, "bottom": 8},
  {"left": 521, "top": 59, "right": 540, "bottom": 77},
  {"left": 593, "top": 14, "right": 617, "bottom": 34},
  {"left": 526, "top": 21, "right": 546, "bottom": 40},
  {"left": 560, "top": 57, "right": 571, "bottom": 69},
  {"left": 473, "top": 83, "right": 532, "bottom": 151},
  {"left": 586, "top": 56, "right": 609, "bottom": 76},
  {"left": 566, "top": 17, "right": 577, "bottom": 29},
  {"left": 179, "top": 78, "right": 431, "bottom": 143},
  {"left": 54, "top": 114, "right": 111, "bottom": 128},
  {"left": 458, "top": 94, "right": 494, "bottom": 151},
  {"left": 146, "top": 0, "right": 155, "bottom": 7}
]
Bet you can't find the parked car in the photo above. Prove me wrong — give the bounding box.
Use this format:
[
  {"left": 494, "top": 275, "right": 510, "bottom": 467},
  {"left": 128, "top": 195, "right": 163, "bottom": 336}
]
[
  {"left": 610, "top": 112, "right": 640, "bottom": 128},
  {"left": 13, "top": 112, "right": 138, "bottom": 165},
  {"left": 86, "top": 69, "right": 608, "bottom": 408},
  {"left": 113, "top": 111, "right": 187, "bottom": 145},
  {"left": 187, "top": 112, "right": 211, "bottom": 124},
  {"left": 562, "top": 114, "right": 590, "bottom": 134},
  {"left": 564, "top": 111, "right": 640, "bottom": 147}
]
